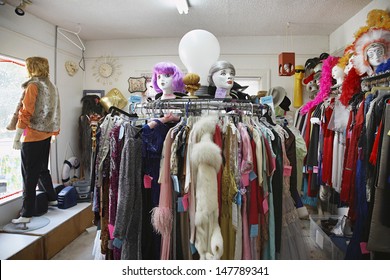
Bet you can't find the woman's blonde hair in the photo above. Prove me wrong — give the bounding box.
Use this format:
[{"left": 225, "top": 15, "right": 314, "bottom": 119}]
[{"left": 26, "top": 57, "right": 49, "bottom": 78}]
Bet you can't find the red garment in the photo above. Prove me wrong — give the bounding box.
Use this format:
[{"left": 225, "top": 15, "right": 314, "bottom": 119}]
[
  {"left": 369, "top": 121, "right": 383, "bottom": 166},
  {"left": 321, "top": 101, "right": 335, "bottom": 186},
  {"left": 303, "top": 107, "right": 316, "bottom": 150},
  {"left": 340, "top": 100, "right": 365, "bottom": 206}
]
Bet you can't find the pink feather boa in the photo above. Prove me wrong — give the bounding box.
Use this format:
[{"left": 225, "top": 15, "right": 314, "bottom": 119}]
[
  {"left": 151, "top": 206, "right": 173, "bottom": 236},
  {"left": 300, "top": 56, "right": 340, "bottom": 115}
]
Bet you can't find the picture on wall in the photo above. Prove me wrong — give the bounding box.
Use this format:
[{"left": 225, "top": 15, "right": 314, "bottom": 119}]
[{"left": 128, "top": 76, "right": 147, "bottom": 93}]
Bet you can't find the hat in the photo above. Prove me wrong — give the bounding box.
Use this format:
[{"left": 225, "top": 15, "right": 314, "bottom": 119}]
[
  {"left": 267, "top": 86, "right": 291, "bottom": 111},
  {"left": 100, "top": 88, "right": 128, "bottom": 112}
]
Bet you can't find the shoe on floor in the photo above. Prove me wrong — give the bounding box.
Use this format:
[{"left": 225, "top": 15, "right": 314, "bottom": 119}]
[
  {"left": 12, "top": 216, "right": 31, "bottom": 224},
  {"left": 48, "top": 200, "right": 58, "bottom": 206}
]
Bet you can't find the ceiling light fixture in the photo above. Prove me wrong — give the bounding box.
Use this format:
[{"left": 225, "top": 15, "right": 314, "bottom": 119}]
[
  {"left": 175, "top": 0, "right": 189, "bottom": 15},
  {"left": 15, "top": 0, "right": 32, "bottom": 16}
]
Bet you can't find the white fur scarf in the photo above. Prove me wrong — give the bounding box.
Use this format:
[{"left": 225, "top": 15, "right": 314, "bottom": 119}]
[{"left": 190, "top": 116, "right": 223, "bottom": 260}]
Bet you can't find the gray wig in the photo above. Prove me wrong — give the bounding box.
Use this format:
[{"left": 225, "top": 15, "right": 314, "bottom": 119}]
[{"left": 207, "top": 60, "right": 236, "bottom": 86}]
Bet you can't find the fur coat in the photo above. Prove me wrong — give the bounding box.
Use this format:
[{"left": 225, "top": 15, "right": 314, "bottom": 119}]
[{"left": 190, "top": 115, "right": 223, "bottom": 260}]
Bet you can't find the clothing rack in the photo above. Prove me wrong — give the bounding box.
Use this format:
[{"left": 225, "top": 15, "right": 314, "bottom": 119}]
[
  {"left": 361, "top": 71, "right": 390, "bottom": 91},
  {"left": 109, "top": 106, "right": 138, "bottom": 118},
  {"left": 141, "top": 98, "right": 265, "bottom": 117}
]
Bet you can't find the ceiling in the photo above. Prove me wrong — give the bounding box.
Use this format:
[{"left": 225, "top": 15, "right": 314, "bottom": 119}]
[{"left": 3, "top": 0, "right": 371, "bottom": 41}]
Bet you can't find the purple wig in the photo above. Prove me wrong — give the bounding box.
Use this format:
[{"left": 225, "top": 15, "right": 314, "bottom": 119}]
[{"left": 151, "top": 62, "right": 185, "bottom": 93}]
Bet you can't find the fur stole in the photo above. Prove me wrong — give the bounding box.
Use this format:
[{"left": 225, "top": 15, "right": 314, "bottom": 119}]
[{"left": 190, "top": 115, "right": 223, "bottom": 259}]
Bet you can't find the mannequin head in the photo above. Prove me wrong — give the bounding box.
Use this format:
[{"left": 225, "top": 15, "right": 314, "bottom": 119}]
[
  {"left": 344, "top": 54, "right": 354, "bottom": 75},
  {"left": 365, "top": 42, "right": 386, "bottom": 69},
  {"left": 332, "top": 65, "right": 345, "bottom": 85},
  {"left": 208, "top": 60, "right": 235, "bottom": 89},
  {"left": 151, "top": 62, "right": 185, "bottom": 94}
]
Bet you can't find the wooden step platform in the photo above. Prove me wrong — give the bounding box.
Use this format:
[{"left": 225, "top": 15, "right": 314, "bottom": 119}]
[{"left": 0, "top": 202, "right": 94, "bottom": 260}]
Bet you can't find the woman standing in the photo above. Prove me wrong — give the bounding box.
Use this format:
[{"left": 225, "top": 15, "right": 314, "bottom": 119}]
[{"left": 12, "top": 56, "right": 61, "bottom": 224}]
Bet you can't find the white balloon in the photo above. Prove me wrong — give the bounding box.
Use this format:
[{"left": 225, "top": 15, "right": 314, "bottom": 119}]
[{"left": 179, "top": 29, "right": 220, "bottom": 86}]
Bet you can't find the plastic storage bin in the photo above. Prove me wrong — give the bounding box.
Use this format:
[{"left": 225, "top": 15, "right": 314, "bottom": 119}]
[{"left": 309, "top": 215, "right": 349, "bottom": 260}]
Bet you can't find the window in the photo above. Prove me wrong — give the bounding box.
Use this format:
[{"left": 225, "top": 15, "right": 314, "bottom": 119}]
[
  {"left": 234, "top": 76, "right": 263, "bottom": 96},
  {"left": 0, "top": 55, "right": 25, "bottom": 201}
]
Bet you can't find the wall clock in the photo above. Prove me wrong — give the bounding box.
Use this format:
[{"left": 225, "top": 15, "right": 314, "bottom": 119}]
[{"left": 92, "top": 56, "right": 121, "bottom": 86}]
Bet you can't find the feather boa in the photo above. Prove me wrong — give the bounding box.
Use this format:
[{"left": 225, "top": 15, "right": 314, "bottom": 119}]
[
  {"left": 353, "top": 28, "right": 390, "bottom": 76},
  {"left": 300, "top": 56, "right": 339, "bottom": 115},
  {"left": 340, "top": 68, "right": 362, "bottom": 106},
  {"left": 151, "top": 206, "right": 173, "bottom": 236}
]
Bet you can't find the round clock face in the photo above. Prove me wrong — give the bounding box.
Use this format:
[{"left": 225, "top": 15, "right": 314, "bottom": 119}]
[
  {"left": 99, "top": 63, "right": 113, "bottom": 78},
  {"left": 92, "top": 56, "right": 121, "bottom": 86}
]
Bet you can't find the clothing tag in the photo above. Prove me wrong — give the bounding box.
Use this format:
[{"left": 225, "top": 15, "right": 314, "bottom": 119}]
[
  {"left": 241, "top": 173, "right": 250, "bottom": 187},
  {"left": 119, "top": 124, "right": 125, "bottom": 140},
  {"left": 182, "top": 194, "right": 189, "bottom": 211},
  {"left": 313, "top": 166, "right": 319, "bottom": 174},
  {"left": 250, "top": 224, "right": 259, "bottom": 238},
  {"left": 283, "top": 165, "right": 292, "bottom": 176},
  {"left": 108, "top": 224, "right": 115, "bottom": 240},
  {"left": 310, "top": 117, "right": 320, "bottom": 124},
  {"left": 190, "top": 243, "right": 197, "bottom": 254},
  {"left": 129, "top": 95, "right": 142, "bottom": 103},
  {"left": 263, "top": 196, "right": 269, "bottom": 214},
  {"left": 143, "top": 174, "right": 153, "bottom": 189},
  {"left": 232, "top": 203, "right": 238, "bottom": 229},
  {"left": 215, "top": 88, "right": 228, "bottom": 98},
  {"left": 387, "top": 130, "right": 390, "bottom": 136},
  {"left": 360, "top": 242, "right": 369, "bottom": 254},
  {"left": 171, "top": 175, "right": 180, "bottom": 193},
  {"left": 177, "top": 197, "right": 184, "bottom": 212},
  {"left": 249, "top": 170, "right": 257, "bottom": 181},
  {"left": 235, "top": 191, "right": 242, "bottom": 206},
  {"left": 113, "top": 238, "right": 123, "bottom": 249}
]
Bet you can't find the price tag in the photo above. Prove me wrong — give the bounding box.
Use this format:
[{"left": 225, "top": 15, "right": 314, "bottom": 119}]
[
  {"left": 177, "top": 197, "right": 184, "bottom": 212},
  {"left": 249, "top": 170, "right": 257, "bottom": 181},
  {"left": 250, "top": 224, "right": 259, "bottom": 237},
  {"left": 215, "top": 88, "right": 228, "bottom": 98},
  {"left": 171, "top": 175, "right": 180, "bottom": 193},
  {"left": 143, "top": 174, "right": 153, "bottom": 189},
  {"left": 263, "top": 194, "right": 269, "bottom": 214},
  {"left": 360, "top": 242, "right": 369, "bottom": 254},
  {"left": 182, "top": 194, "right": 189, "bottom": 211},
  {"left": 119, "top": 124, "right": 125, "bottom": 140}
]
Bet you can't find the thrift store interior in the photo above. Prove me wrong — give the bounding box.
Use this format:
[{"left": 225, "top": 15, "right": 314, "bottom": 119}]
[{"left": 0, "top": 0, "right": 389, "bottom": 261}]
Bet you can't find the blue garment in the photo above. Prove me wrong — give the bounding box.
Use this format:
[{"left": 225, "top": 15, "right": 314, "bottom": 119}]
[
  {"left": 141, "top": 121, "right": 170, "bottom": 260},
  {"left": 345, "top": 151, "right": 368, "bottom": 259}
]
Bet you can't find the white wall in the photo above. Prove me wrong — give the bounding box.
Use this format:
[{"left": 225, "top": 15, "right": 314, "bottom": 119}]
[{"left": 84, "top": 35, "right": 329, "bottom": 110}]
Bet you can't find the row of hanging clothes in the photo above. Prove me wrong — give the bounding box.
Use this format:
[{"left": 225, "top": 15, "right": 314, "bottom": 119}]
[
  {"left": 294, "top": 71, "right": 390, "bottom": 260},
  {"left": 90, "top": 99, "right": 309, "bottom": 260}
]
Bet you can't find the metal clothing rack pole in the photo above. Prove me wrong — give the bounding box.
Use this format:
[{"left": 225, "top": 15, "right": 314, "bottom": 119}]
[
  {"left": 361, "top": 71, "right": 390, "bottom": 91},
  {"left": 142, "top": 99, "right": 264, "bottom": 116}
]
